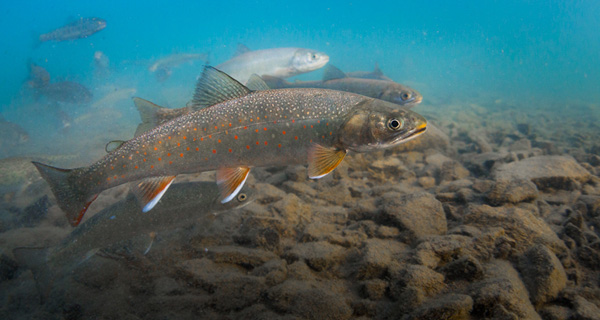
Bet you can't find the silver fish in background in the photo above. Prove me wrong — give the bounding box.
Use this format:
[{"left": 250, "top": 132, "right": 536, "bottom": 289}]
[
  {"left": 0, "top": 115, "right": 29, "bottom": 151},
  {"left": 12, "top": 181, "right": 253, "bottom": 302},
  {"left": 93, "top": 51, "right": 110, "bottom": 78},
  {"left": 216, "top": 44, "right": 329, "bottom": 83},
  {"left": 39, "top": 17, "right": 106, "bottom": 42},
  {"left": 262, "top": 64, "right": 423, "bottom": 107},
  {"left": 149, "top": 53, "right": 208, "bottom": 81},
  {"left": 27, "top": 62, "right": 92, "bottom": 104}
]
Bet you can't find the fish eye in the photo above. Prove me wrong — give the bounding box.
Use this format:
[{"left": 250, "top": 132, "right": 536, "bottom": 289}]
[
  {"left": 237, "top": 193, "right": 247, "bottom": 202},
  {"left": 401, "top": 92, "right": 411, "bottom": 100},
  {"left": 387, "top": 118, "right": 403, "bottom": 131},
  {"left": 312, "top": 54, "right": 317, "bottom": 59}
]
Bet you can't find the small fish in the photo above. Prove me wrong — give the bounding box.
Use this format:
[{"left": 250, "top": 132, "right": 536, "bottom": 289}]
[
  {"left": 26, "top": 62, "right": 93, "bottom": 104},
  {"left": 0, "top": 117, "right": 29, "bottom": 152},
  {"left": 12, "top": 181, "right": 252, "bottom": 302},
  {"left": 262, "top": 64, "right": 422, "bottom": 107},
  {"left": 149, "top": 53, "right": 207, "bottom": 81},
  {"left": 216, "top": 44, "right": 329, "bottom": 83},
  {"left": 39, "top": 17, "right": 106, "bottom": 42},
  {"left": 33, "top": 66, "right": 427, "bottom": 227},
  {"left": 346, "top": 63, "right": 393, "bottom": 81}
]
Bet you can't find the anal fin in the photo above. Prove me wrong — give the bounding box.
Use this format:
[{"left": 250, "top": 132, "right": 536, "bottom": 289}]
[
  {"left": 308, "top": 144, "right": 347, "bottom": 179},
  {"left": 216, "top": 166, "right": 250, "bottom": 204},
  {"left": 132, "top": 176, "right": 176, "bottom": 212}
]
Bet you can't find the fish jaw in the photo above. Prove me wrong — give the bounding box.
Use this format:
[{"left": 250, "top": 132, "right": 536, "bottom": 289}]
[
  {"left": 339, "top": 99, "right": 428, "bottom": 152},
  {"left": 291, "top": 49, "right": 330, "bottom": 74}
]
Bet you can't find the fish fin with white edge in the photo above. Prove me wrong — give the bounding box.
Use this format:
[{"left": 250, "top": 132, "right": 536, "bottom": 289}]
[
  {"left": 105, "top": 140, "right": 125, "bottom": 153},
  {"left": 191, "top": 66, "right": 251, "bottom": 110},
  {"left": 131, "top": 176, "right": 176, "bottom": 212},
  {"left": 12, "top": 247, "right": 52, "bottom": 303},
  {"left": 133, "top": 97, "right": 163, "bottom": 137},
  {"left": 234, "top": 43, "right": 251, "bottom": 57},
  {"left": 246, "top": 74, "right": 271, "bottom": 91},
  {"left": 322, "top": 64, "right": 347, "bottom": 82},
  {"left": 307, "top": 144, "right": 347, "bottom": 179},
  {"left": 216, "top": 166, "right": 250, "bottom": 203},
  {"left": 32, "top": 162, "right": 97, "bottom": 227}
]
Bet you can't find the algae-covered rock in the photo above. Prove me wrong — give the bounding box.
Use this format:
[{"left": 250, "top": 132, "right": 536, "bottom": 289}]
[
  {"left": 381, "top": 192, "right": 447, "bottom": 241},
  {"left": 517, "top": 244, "right": 567, "bottom": 307}
]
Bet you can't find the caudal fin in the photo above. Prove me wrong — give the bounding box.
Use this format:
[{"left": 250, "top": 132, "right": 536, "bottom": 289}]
[{"left": 32, "top": 162, "right": 97, "bottom": 227}]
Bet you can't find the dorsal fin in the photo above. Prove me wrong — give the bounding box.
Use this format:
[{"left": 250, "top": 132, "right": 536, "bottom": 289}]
[
  {"left": 322, "top": 64, "right": 347, "bottom": 81},
  {"left": 191, "top": 66, "right": 251, "bottom": 109},
  {"left": 234, "top": 43, "right": 251, "bottom": 57},
  {"left": 105, "top": 140, "right": 126, "bottom": 153},
  {"left": 373, "top": 62, "right": 383, "bottom": 76},
  {"left": 133, "top": 97, "right": 163, "bottom": 137},
  {"left": 246, "top": 74, "right": 271, "bottom": 91}
]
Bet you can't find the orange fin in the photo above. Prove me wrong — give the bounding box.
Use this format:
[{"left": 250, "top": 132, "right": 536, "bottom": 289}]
[
  {"left": 216, "top": 166, "right": 250, "bottom": 203},
  {"left": 308, "top": 144, "right": 346, "bottom": 179},
  {"left": 132, "top": 176, "right": 176, "bottom": 212}
]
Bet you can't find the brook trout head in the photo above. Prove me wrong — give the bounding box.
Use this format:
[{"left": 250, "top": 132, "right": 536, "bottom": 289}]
[
  {"left": 339, "top": 99, "right": 427, "bottom": 152},
  {"left": 380, "top": 84, "right": 423, "bottom": 105},
  {"left": 94, "top": 18, "right": 107, "bottom": 30},
  {"left": 291, "top": 49, "right": 329, "bottom": 73}
]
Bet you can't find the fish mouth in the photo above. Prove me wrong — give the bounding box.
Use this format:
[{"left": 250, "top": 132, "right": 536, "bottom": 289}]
[
  {"left": 413, "top": 95, "right": 423, "bottom": 104},
  {"left": 393, "top": 121, "right": 427, "bottom": 145}
]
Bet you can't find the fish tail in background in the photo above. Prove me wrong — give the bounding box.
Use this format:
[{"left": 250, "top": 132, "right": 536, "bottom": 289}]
[
  {"left": 12, "top": 247, "right": 52, "bottom": 303},
  {"left": 133, "top": 97, "right": 162, "bottom": 136},
  {"left": 259, "top": 75, "right": 289, "bottom": 89},
  {"left": 32, "top": 162, "right": 97, "bottom": 227}
]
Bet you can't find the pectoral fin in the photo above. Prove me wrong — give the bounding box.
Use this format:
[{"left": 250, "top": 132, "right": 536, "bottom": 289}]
[
  {"left": 132, "top": 176, "right": 176, "bottom": 212},
  {"left": 308, "top": 144, "right": 346, "bottom": 179},
  {"left": 216, "top": 166, "right": 250, "bottom": 203}
]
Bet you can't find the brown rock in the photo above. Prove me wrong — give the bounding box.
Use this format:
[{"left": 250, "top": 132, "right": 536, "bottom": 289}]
[
  {"left": 381, "top": 192, "right": 447, "bottom": 241},
  {"left": 486, "top": 178, "right": 539, "bottom": 205},
  {"left": 284, "top": 241, "right": 347, "bottom": 272},
  {"left": 517, "top": 245, "right": 567, "bottom": 307},
  {"left": 403, "top": 294, "right": 473, "bottom": 320}
]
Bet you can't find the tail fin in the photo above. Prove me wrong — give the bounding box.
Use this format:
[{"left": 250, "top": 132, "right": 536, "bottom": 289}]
[
  {"left": 133, "top": 97, "right": 162, "bottom": 137},
  {"left": 32, "top": 162, "right": 96, "bottom": 227},
  {"left": 13, "top": 247, "right": 52, "bottom": 303}
]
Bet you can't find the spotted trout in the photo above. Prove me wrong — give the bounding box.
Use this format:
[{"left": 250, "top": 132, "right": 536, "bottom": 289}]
[
  {"left": 33, "top": 66, "right": 427, "bottom": 227},
  {"left": 39, "top": 17, "right": 106, "bottom": 42}
]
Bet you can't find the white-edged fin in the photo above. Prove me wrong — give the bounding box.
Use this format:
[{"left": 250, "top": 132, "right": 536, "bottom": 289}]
[
  {"left": 191, "top": 66, "right": 251, "bottom": 110},
  {"left": 132, "top": 176, "right": 176, "bottom": 212},
  {"left": 216, "top": 166, "right": 250, "bottom": 203},
  {"left": 322, "top": 64, "right": 348, "bottom": 81},
  {"left": 234, "top": 43, "right": 251, "bottom": 57},
  {"left": 105, "top": 140, "right": 126, "bottom": 153},
  {"left": 308, "top": 144, "right": 347, "bottom": 179},
  {"left": 246, "top": 74, "right": 271, "bottom": 91}
]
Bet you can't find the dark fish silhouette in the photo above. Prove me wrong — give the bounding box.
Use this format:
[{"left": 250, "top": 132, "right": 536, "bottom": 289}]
[{"left": 39, "top": 17, "right": 106, "bottom": 42}]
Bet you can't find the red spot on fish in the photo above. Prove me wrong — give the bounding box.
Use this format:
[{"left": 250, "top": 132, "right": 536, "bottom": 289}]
[
  {"left": 154, "top": 147, "right": 158, "bottom": 151},
  {"left": 203, "top": 128, "right": 207, "bottom": 131},
  {"left": 222, "top": 124, "right": 225, "bottom": 127},
  {"left": 310, "top": 125, "right": 314, "bottom": 128},
  {"left": 159, "top": 141, "right": 162, "bottom": 144},
  {"left": 228, "top": 148, "right": 232, "bottom": 153},
  {"left": 107, "top": 177, "right": 111, "bottom": 181},
  {"left": 201, "top": 137, "right": 204, "bottom": 141},
  {"left": 264, "top": 141, "right": 268, "bottom": 145},
  {"left": 317, "top": 120, "right": 320, "bottom": 123},
  {"left": 196, "top": 147, "right": 199, "bottom": 151},
  {"left": 214, "top": 126, "right": 218, "bottom": 130},
  {"left": 209, "top": 135, "right": 212, "bottom": 139},
  {"left": 282, "top": 131, "right": 286, "bottom": 135},
  {"left": 151, "top": 165, "right": 154, "bottom": 169},
  {"left": 158, "top": 158, "right": 162, "bottom": 161},
  {"left": 326, "top": 122, "right": 329, "bottom": 126},
  {"left": 295, "top": 136, "right": 298, "bottom": 140},
  {"left": 234, "top": 135, "right": 238, "bottom": 140},
  {"left": 246, "top": 145, "right": 250, "bottom": 149},
  {"left": 212, "top": 149, "right": 216, "bottom": 154},
  {"left": 273, "top": 120, "right": 277, "bottom": 124},
  {"left": 229, "top": 123, "right": 232, "bottom": 127},
  {"left": 292, "top": 119, "right": 295, "bottom": 123},
  {"left": 169, "top": 161, "right": 172, "bottom": 164},
  {"left": 121, "top": 175, "right": 125, "bottom": 178},
  {"left": 187, "top": 147, "right": 190, "bottom": 151},
  {"left": 144, "top": 152, "right": 147, "bottom": 155},
  {"left": 136, "top": 151, "right": 139, "bottom": 154},
  {"left": 244, "top": 126, "right": 248, "bottom": 129},
  {"left": 250, "top": 119, "right": 253, "bottom": 122},
  {"left": 218, "top": 139, "right": 221, "bottom": 143},
  {"left": 264, "top": 127, "right": 267, "bottom": 131},
  {"left": 177, "top": 142, "right": 180, "bottom": 147},
  {"left": 194, "top": 128, "right": 197, "bottom": 131},
  {"left": 168, "top": 136, "right": 171, "bottom": 140},
  {"left": 193, "top": 138, "right": 196, "bottom": 141},
  {"left": 113, "top": 175, "right": 117, "bottom": 180},
  {"left": 135, "top": 165, "right": 138, "bottom": 169},
  {"left": 111, "top": 166, "right": 114, "bottom": 170},
  {"left": 330, "top": 132, "right": 333, "bottom": 135},
  {"left": 143, "top": 159, "right": 146, "bottom": 162},
  {"left": 167, "top": 153, "right": 171, "bottom": 157},
  {"left": 322, "top": 135, "right": 325, "bottom": 139},
  {"left": 122, "top": 165, "right": 126, "bottom": 168},
  {"left": 180, "top": 153, "right": 183, "bottom": 157},
  {"left": 255, "top": 141, "right": 259, "bottom": 145},
  {"left": 255, "top": 129, "right": 259, "bottom": 133},
  {"left": 278, "top": 144, "right": 281, "bottom": 148},
  {"left": 304, "top": 125, "right": 306, "bottom": 129},
  {"left": 183, "top": 136, "right": 187, "bottom": 140}
]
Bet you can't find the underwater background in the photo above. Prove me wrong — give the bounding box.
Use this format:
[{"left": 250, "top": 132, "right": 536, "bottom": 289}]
[{"left": 1, "top": 1, "right": 600, "bottom": 319}]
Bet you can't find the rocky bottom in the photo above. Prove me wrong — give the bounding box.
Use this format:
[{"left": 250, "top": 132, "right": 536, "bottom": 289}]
[{"left": 1, "top": 98, "right": 600, "bottom": 320}]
